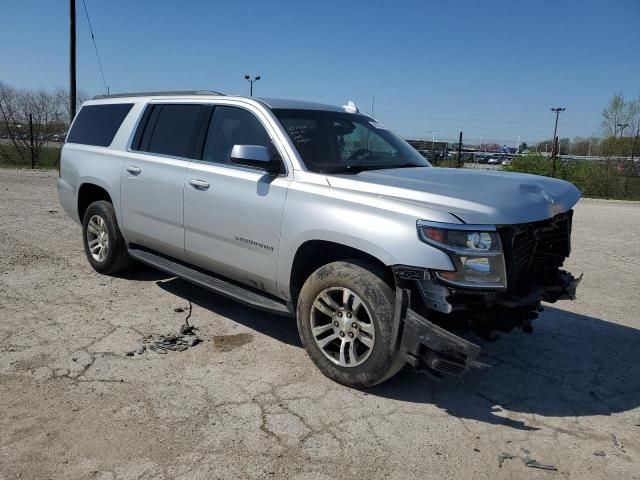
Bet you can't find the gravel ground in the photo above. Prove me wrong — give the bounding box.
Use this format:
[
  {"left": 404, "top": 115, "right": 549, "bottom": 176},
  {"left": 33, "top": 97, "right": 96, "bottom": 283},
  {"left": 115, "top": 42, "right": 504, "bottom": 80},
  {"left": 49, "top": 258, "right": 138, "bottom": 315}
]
[{"left": 1, "top": 169, "right": 639, "bottom": 480}]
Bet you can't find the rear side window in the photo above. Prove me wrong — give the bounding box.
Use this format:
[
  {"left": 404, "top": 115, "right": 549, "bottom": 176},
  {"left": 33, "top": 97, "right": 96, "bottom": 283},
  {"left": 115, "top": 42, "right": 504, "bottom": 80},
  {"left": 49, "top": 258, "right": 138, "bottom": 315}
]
[
  {"left": 134, "top": 104, "right": 207, "bottom": 159},
  {"left": 67, "top": 103, "right": 133, "bottom": 147}
]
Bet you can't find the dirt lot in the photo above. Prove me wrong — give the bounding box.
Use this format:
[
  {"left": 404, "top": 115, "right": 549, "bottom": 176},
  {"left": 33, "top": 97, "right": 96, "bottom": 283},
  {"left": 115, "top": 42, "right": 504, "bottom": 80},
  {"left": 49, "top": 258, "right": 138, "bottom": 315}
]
[{"left": 1, "top": 169, "right": 639, "bottom": 479}]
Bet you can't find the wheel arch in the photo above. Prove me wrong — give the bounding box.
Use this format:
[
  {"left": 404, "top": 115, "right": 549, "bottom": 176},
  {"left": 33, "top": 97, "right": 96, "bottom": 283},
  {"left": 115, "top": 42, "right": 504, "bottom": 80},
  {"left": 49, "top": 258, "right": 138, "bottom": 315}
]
[
  {"left": 77, "top": 182, "right": 113, "bottom": 222},
  {"left": 287, "top": 239, "right": 395, "bottom": 304}
]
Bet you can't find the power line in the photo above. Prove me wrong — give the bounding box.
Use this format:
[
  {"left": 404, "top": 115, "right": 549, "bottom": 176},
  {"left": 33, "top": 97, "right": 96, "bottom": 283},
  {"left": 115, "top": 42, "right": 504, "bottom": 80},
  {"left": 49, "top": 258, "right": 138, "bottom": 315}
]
[{"left": 81, "top": 0, "right": 108, "bottom": 94}]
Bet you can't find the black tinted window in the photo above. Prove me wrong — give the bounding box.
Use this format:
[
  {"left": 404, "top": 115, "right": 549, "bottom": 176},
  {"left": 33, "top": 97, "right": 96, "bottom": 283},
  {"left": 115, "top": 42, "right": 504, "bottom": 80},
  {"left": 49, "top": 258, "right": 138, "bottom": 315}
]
[
  {"left": 145, "top": 104, "right": 205, "bottom": 158},
  {"left": 67, "top": 103, "right": 133, "bottom": 147},
  {"left": 202, "top": 107, "right": 271, "bottom": 164}
]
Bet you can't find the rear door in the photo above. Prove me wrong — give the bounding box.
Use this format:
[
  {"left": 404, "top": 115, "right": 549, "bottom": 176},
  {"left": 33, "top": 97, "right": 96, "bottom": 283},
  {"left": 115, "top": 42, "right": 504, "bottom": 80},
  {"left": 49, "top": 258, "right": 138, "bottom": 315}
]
[
  {"left": 120, "top": 103, "right": 209, "bottom": 260},
  {"left": 183, "top": 105, "right": 290, "bottom": 296}
]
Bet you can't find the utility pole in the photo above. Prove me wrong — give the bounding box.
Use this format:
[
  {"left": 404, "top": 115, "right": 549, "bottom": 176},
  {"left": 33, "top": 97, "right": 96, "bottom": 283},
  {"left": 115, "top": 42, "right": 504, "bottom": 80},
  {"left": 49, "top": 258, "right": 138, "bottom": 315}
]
[
  {"left": 457, "top": 131, "right": 463, "bottom": 167},
  {"left": 244, "top": 75, "right": 260, "bottom": 96},
  {"left": 29, "top": 114, "right": 34, "bottom": 169},
  {"left": 70, "top": 0, "right": 77, "bottom": 120},
  {"left": 550, "top": 107, "right": 566, "bottom": 177},
  {"left": 625, "top": 123, "right": 639, "bottom": 198}
]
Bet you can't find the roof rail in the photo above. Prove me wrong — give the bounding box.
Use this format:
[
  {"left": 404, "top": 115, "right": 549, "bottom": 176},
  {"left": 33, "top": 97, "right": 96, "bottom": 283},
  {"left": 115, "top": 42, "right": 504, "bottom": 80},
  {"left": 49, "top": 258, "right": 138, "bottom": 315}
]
[{"left": 92, "top": 90, "right": 225, "bottom": 100}]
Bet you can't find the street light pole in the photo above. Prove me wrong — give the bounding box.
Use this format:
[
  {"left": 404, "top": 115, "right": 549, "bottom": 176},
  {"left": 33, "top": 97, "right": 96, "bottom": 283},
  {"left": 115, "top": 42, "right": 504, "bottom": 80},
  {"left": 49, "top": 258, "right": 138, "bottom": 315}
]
[
  {"left": 244, "top": 74, "right": 261, "bottom": 96},
  {"left": 550, "top": 107, "right": 566, "bottom": 176}
]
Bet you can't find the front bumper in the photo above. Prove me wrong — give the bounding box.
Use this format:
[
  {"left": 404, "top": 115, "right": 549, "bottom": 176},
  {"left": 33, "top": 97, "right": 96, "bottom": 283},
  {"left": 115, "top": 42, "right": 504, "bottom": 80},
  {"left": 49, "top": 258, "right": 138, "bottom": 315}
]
[
  {"left": 392, "top": 288, "right": 487, "bottom": 377},
  {"left": 392, "top": 270, "right": 582, "bottom": 376}
]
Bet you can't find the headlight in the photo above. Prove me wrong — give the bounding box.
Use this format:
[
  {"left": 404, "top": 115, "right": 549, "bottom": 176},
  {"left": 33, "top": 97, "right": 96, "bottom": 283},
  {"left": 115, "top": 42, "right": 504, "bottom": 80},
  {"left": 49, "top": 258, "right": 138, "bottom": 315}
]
[{"left": 417, "top": 221, "right": 507, "bottom": 289}]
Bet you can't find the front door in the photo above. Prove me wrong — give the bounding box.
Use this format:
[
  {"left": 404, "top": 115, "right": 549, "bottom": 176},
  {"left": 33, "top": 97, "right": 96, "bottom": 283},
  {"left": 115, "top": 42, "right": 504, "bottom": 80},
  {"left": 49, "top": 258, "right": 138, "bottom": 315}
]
[{"left": 184, "top": 105, "right": 289, "bottom": 296}]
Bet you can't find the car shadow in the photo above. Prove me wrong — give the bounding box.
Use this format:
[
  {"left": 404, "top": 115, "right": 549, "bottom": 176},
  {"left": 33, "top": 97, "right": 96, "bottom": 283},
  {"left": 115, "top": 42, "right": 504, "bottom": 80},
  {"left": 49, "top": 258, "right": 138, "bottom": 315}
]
[
  {"left": 156, "top": 276, "right": 302, "bottom": 347},
  {"left": 145, "top": 267, "right": 639, "bottom": 430},
  {"left": 115, "top": 262, "right": 173, "bottom": 282},
  {"left": 371, "top": 306, "right": 640, "bottom": 430}
]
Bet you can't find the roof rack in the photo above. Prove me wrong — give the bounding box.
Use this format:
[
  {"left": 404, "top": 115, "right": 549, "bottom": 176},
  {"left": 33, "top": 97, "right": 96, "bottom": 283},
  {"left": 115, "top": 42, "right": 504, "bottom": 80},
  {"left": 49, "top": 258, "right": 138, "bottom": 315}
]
[{"left": 92, "top": 90, "right": 225, "bottom": 100}]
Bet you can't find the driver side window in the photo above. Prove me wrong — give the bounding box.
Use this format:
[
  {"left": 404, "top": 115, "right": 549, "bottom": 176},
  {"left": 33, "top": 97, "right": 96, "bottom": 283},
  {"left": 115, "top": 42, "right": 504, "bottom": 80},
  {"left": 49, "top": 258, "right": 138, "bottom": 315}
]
[{"left": 202, "top": 106, "right": 273, "bottom": 165}]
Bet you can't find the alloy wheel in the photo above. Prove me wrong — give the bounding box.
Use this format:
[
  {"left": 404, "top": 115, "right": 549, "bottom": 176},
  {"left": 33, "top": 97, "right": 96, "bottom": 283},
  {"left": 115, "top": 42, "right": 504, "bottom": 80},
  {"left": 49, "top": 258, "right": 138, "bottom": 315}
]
[
  {"left": 86, "top": 214, "right": 109, "bottom": 262},
  {"left": 310, "top": 287, "right": 376, "bottom": 367}
]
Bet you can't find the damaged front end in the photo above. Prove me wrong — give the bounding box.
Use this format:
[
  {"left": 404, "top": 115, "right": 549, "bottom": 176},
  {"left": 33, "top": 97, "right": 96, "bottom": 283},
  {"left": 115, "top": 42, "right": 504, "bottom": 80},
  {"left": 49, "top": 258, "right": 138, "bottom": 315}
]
[{"left": 391, "top": 210, "right": 582, "bottom": 378}]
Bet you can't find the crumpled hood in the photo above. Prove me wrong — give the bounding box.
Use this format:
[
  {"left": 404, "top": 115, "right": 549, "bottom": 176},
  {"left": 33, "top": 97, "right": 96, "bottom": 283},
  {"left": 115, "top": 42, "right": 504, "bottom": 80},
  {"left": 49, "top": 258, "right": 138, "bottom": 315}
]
[{"left": 326, "top": 167, "right": 581, "bottom": 225}]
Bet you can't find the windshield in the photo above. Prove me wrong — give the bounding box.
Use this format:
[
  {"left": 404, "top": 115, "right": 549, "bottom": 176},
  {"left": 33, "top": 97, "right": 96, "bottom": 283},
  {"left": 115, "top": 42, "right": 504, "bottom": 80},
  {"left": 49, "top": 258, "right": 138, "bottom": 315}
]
[{"left": 273, "top": 109, "right": 431, "bottom": 173}]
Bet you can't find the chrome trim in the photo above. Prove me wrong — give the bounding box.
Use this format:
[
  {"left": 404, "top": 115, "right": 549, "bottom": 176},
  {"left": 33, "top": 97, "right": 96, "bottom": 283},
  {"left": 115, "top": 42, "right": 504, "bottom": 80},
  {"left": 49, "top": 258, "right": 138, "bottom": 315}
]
[
  {"left": 188, "top": 158, "right": 288, "bottom": 177},
  {"left": 428, "top": 244, "right": 503, "bottom": 257},
  {"left": 417, "top": 220, "right": 497, "bottom": 231}
]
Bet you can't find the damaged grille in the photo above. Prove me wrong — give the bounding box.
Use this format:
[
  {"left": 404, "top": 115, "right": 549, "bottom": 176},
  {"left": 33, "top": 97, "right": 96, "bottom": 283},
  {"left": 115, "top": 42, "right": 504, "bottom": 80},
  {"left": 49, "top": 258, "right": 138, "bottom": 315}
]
[{"left": 499, "top": 210, "right": 573, "bottom": 291}]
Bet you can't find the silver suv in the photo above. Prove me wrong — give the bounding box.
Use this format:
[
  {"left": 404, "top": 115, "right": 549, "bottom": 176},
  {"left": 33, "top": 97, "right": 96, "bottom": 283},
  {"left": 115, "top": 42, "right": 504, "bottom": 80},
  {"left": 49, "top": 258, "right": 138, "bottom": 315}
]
[{"left": 58, "top": 91, "right": 581, "bottom": 387}]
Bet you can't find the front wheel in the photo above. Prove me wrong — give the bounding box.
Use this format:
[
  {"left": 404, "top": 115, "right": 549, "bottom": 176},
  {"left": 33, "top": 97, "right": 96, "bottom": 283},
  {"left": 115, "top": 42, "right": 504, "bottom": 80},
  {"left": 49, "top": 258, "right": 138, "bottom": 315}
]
[{"left": 296, "top": 260, "right": 404, "bottom": 388}]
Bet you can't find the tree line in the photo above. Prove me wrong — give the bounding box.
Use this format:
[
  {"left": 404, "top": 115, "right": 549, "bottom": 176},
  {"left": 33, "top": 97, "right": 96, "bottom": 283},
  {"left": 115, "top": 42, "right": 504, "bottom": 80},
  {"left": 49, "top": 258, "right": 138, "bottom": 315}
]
[
  {"left": 1, "top": 82, "right": 638, "bottom": 168},
  {"left": 531, "top": 93, "right": 640, "bottom": 157}
]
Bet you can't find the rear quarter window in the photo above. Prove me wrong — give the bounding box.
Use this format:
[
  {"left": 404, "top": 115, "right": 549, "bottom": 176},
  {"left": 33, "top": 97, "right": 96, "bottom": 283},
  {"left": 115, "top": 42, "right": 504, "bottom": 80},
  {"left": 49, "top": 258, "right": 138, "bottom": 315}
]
[{"left": 66, "top": 103, "right": 134, "bottom": 147}]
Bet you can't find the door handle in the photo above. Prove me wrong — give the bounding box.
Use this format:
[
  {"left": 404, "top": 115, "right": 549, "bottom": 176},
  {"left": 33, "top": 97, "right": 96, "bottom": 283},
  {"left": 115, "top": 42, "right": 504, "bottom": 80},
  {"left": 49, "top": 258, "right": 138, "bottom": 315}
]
[
  {"left": 189, "top": 179, "right": 210, "bottom": 190},
  {"left": 126, "top": 165, "right": 141, "bottom": 175}
]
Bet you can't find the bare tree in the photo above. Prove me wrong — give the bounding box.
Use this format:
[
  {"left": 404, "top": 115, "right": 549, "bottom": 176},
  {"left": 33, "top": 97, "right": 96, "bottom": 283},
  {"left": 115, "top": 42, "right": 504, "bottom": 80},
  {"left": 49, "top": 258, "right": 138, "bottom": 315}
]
[
  {"left": 625, "top": 95, "right": 640, "bottom": 194},
  {"left": 54, "top": 87, "right": 89, "bottom": 124},
  {"left": 0, "top": 82, "right": 67, "bottom": 168},
  {"left": 602, "top": 93, "right": 632, "bottom": 139},
  {"left": 0, "top": 82, "right": 27, "bottom": 164}
]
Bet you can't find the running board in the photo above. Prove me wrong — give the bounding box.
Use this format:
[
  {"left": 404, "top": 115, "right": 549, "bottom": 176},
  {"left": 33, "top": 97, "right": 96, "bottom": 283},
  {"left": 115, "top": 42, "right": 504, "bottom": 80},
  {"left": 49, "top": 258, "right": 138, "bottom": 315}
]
[{"left": 128, "top": 248, "right": 291, "bottom": 316}]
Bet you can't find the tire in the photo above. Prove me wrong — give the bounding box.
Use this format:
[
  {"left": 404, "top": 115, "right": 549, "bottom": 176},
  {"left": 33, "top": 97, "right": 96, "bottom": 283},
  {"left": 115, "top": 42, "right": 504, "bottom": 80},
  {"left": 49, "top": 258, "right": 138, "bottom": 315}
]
[
  {"left": 296, "top": 260, "right": 405, "bottom": 388},
  {"left": 82, "top": 200, "right": 131, "bottom": 275}
]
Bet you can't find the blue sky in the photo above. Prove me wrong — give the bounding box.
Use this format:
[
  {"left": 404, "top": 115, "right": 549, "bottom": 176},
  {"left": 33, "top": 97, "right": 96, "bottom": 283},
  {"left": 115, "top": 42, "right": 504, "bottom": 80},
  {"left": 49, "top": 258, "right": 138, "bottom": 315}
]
[{"left": 1, "top": 0, "right": 639, "bottom": 144}]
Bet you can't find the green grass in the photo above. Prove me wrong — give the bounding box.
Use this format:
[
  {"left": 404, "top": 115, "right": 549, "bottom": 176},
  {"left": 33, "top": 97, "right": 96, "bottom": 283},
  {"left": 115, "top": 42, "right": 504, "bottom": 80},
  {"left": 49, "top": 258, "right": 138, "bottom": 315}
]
[{"left": 0, "top": 144, "right": 60, "bottom": 169}]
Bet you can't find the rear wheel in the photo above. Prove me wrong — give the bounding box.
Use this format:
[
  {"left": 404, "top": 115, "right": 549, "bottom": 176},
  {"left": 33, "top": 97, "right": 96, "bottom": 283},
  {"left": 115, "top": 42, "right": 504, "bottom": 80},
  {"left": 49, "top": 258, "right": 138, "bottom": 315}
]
[
  {"left": 82, "top": 200, "right": 131, "bottom": 275},
  {"left": 296, "top": 260, "right": 404, "bottom": 388}
]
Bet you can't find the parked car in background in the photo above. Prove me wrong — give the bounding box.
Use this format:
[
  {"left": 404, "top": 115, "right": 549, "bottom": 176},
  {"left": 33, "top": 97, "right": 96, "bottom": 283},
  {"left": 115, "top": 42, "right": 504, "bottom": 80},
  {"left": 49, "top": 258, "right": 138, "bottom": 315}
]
[{"left": 58, "top": 91, "right": 582, "bottom": 387}]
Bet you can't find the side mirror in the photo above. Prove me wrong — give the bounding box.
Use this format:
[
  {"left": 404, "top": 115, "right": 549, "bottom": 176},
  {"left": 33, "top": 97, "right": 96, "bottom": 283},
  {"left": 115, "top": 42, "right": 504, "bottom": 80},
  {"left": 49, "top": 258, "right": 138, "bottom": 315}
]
[{"left": 230, "top": 145, "right": 280, "bottom": 174}]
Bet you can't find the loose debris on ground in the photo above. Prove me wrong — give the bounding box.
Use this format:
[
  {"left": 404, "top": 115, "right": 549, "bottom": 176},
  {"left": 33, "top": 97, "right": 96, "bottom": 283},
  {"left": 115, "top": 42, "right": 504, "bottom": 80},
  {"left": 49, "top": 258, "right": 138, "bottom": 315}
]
[
  {"left": 521, "top": 448, "right": 557, "bottom": 471},
  {"left": 498, "top": 452, "right": 514, "bottom": 468},
  {"left": 525, "top": 459, "right": 558, "bottom": 471},
  {"left": 126, "top": 303, "right": 200, "bottom": 356},
  {"left": 144, "top": 332, "right": 201, "bottom": 354},
  {"left": 498, "top": 449, "right": 558, "bottom": 471},
  {"left": 611, "top": 434, "right": 625, "bottom": 451}
]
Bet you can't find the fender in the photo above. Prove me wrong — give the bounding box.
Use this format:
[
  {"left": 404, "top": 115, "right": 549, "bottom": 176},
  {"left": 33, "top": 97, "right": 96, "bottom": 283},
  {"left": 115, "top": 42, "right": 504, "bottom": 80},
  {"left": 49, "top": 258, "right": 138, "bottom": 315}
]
[{"left": 275, "top": 179, "right": 459, "bottom": 300}]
